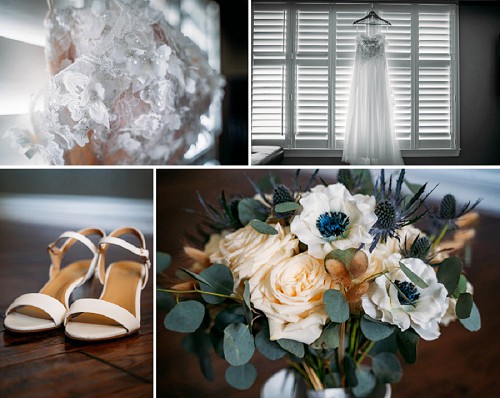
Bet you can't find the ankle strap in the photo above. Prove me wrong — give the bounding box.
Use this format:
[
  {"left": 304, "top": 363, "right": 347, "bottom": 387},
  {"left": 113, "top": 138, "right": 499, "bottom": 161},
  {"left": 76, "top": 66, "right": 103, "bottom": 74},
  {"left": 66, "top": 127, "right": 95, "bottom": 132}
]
[
  {"left": 48, "top": 228, "right": 105, "bottom": 284},
  {"left": 97, "top": 227, "right": 150, "bottom": 289}
]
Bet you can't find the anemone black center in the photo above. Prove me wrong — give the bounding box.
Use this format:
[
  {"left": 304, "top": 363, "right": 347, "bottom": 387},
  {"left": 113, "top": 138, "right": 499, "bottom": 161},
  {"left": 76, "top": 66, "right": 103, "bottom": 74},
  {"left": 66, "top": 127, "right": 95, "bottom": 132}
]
[
  {"left": 316, "top": 211, "right": 349, "bottom": 239},
  {"left": 395, "top": 280, "right": 420, "bottom": 305}
]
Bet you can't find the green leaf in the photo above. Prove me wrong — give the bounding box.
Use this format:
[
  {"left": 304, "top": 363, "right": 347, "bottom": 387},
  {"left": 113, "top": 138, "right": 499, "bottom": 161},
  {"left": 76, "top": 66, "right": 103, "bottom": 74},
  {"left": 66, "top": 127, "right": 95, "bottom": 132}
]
[
  {"left": 277, "top": 338, "right": 305, "bottom": 358},
  {"left": 182, "top": 331, "right": 214, "bottom": 381},
  {"left": 352, "top": 366, "right": 376, "bottom": 397},
  {"left": 214, "top": 307, "right": 246, "bottom": 332},
  {"left": 370, "top": 333, "right": 398, "bottom": 355},
  {"left": 371, "top": 352, "right": 403, "bottom": 383},
  {"left": 324, "top": 289, "right": 349, "bottom": 323},
  {"left": 343, "top": 355, "right": 358, "bottom": 387},
  {"left": 399, "top": 261, "right": 428, "bottom": 289},
  {"left": 360, "top": 316, "right": 395, "bottom": 342},
  {"left": 199, "top": 264, "right": 234, "bottom": 304},
  {"left": 156, "top": 252, "right": 171, "bottom": 274},
  {"left": 459, "top": 302, "right": 481, "bottom": 331},
  {"left": 311, "top": 323, "right": 340, "bottom": 350},
  {"left": 249, "top": 219, "right": 278, "bottom": 235},
  {"left": 180, "top": 268, "right": 212, "bottom": 287},
  {"left": 225, "top": 363, "right": 257, "bottom": 390},
  {"left": 255, "top": 328, "right": 287, "bottom": 360},
  {"left": 157, "top": 290, "right": 176, "bottom": 312},
  {"left": 396, "top": 328, "right": 419, "bottom": 364},
  {"left": 452, "top": 274, "right": 468, "bottom": 298},
  {"left": 238, "top": 198, "right": 268, "bottom": 225},
  {"left": 164, "top": 300, "right": 205, "bottom": 333},
  {"left": 436, "top": 257, "right": 463, "bottom": 295},
  {"left": 243, "top": 280, "right": 251, "bottom": 309},
  {"left": 456, "top": 292, "right": 473, "bottom": 319},
  {"left": 223, "top": 323, "right": 255, "bottom": 366},
  {"left": 274, "top": 201, "right": 301, "bottom": 213},
  {"left": 210, "top": 326, "right": 225, "bottom": 358},
  {"left": 325, "top": 248, "right": 357, "bottom": 267}
]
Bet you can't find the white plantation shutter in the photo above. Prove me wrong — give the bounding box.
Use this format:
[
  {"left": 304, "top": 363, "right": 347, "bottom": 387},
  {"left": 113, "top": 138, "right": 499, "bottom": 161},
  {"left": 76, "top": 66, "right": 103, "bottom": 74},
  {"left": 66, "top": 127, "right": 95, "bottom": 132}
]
[
  {"left": 251, "top": 2, "right": 458, "bottom": 154},
  {"left": 294, "top": 5, "right": 330, "bottom": 148},
  {"left": 417, "top": 5, "right": 454, "bottom": 149},
  {"left": 252, "top": 3, "right": 287, "bottom": 144}
]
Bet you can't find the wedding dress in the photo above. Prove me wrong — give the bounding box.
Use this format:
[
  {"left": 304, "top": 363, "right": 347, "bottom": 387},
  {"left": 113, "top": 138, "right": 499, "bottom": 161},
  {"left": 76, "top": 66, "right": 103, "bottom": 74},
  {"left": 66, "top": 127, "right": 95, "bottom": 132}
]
[
  {"left": 5, "top": 0, "right": 224, "bottom": 165},
  {"left": 342, "top": 30, "right": 403, "bottom": 165}
]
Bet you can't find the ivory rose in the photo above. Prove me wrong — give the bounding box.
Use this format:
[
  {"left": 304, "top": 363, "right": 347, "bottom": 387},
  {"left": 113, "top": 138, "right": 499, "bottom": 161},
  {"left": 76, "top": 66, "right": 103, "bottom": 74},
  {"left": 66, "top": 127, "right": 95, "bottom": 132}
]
[
  {"left": 210, "top": 223, "right": 298, "bottom": 290},
  {"left": 290, "top": 183, "right": 376, "bottom": 259},
  {"left": 251, "top": 253, "right": 335, "bottom": 344}
]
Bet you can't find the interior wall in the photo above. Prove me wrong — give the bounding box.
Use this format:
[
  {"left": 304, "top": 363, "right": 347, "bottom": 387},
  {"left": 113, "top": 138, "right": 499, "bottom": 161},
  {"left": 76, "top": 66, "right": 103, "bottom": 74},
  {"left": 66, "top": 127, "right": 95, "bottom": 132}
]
[{"left": 406, "top": 3, "right": 500, "bottom": 165}]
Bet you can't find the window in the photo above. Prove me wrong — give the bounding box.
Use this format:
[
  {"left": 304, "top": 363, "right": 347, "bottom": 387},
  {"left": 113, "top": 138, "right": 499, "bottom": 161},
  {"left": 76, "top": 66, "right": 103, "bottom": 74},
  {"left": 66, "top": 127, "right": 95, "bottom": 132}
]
[{"left": 251, "top": 2, "right": 459, "bottom": 156}]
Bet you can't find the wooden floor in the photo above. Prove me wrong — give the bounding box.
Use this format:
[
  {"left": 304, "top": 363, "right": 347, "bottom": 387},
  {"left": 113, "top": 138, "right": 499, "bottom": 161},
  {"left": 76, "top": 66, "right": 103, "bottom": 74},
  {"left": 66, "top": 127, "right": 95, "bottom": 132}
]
[
  {"left": 156, "top": 169, "right": 500, "bottom": 398},
  {"left": 0, "top": 223, "right": 153, "bottom": 398}
]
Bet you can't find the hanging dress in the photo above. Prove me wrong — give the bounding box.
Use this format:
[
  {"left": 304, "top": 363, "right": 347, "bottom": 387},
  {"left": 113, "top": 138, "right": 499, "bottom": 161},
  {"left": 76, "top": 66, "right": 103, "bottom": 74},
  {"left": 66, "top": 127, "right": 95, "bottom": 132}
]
[{"left": 342, "top": 32, "right": 403, "bottom": 165}]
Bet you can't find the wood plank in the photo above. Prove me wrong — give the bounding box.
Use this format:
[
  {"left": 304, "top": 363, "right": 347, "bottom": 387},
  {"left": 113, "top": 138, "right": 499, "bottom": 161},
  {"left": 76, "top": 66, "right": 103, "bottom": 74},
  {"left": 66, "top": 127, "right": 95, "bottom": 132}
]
[{"left": 0, "top": 352, "right": 151, "bottom": 398}]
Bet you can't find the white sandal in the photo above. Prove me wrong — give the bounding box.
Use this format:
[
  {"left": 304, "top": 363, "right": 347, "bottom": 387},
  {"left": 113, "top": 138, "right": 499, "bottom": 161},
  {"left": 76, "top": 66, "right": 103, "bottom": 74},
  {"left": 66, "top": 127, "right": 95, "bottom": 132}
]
[
  {"left": 64, "top": 227, "right": 150, "bottom": 341},
  {"left": 4, "top": 228, "right": 105, "bottom": 333}
]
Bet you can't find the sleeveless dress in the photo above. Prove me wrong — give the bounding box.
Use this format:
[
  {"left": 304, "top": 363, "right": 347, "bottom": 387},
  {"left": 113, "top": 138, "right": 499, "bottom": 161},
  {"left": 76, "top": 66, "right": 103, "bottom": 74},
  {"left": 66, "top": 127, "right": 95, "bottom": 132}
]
[
  {"left": 6, "top": 0, "right": 224, "bottom": 165},
  {"left": 342, "top": 33, "right": 403, "bottom": 165}
]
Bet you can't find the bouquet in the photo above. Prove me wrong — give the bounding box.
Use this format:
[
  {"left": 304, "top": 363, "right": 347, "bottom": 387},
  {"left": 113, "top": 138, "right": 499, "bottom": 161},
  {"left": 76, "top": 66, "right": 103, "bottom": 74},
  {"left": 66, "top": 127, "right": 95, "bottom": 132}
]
[{"left": 158, "top": 170, "right": 481, "bottom": 396}]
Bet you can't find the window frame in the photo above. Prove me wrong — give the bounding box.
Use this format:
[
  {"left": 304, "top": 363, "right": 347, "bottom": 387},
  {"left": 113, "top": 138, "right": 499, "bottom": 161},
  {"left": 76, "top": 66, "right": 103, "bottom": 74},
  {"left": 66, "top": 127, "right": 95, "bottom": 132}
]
[{"left": 251, "top": 1, "right": 460, "bottom": 157}]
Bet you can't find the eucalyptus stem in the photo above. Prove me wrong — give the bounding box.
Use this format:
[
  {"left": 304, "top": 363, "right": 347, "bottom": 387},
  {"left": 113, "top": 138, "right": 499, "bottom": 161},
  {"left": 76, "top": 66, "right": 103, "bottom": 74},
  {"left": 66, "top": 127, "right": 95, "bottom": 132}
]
[
  {"left": 157, "top": 287, "right": 243, "bottom": 301},
  {"left": 356, "top": 340, "right": 375, "bottom": 365},
  {"left": 338, "top": 322, "right": 346, "bottom": 387}
]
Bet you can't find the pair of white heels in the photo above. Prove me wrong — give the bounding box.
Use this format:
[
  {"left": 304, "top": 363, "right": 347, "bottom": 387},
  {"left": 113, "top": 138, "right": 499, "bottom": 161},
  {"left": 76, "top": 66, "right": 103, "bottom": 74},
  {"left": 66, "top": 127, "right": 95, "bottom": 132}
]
[{"left": 4, "top": 226, "right": 150, "bottom": 341}]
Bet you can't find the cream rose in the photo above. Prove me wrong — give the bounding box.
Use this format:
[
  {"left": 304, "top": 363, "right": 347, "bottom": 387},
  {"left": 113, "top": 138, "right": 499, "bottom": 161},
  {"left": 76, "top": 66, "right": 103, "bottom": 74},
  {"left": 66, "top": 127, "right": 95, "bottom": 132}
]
[
  {"left": 290, "top": 184, "right": 377, "bottom": 259},
  {"left": 210, "top": 223, "right": 298, "bottom": 290},
  {"left": 251, "top": 253, "right": 335, "bottom": 344}
]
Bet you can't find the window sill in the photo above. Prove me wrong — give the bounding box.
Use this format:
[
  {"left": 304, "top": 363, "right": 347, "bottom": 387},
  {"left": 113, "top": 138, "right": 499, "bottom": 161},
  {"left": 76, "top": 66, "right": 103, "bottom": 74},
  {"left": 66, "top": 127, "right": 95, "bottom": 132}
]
[{"left": 283, "top": 148, "right": 461, "bottom": 157}]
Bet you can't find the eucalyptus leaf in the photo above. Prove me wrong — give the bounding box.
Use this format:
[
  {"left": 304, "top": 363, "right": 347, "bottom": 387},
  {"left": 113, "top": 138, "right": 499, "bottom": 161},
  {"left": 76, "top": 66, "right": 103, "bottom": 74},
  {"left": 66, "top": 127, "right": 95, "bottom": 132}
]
[
  {"left": 459, "top": 301, "right": 481, "bottom": 331},
  {"left": 250, "top": 219, "right": 278, "bottom": 235},
  {"left": 255, "top": 328, "right": 287, "bottom": 360},
  {"left": 223, "top": 323, "right": 255, "bottom": 366},
  {"left": 156, "top": 252, "right": 171, "bottom": 274},
  {"left": 343, "top": 355, "right": 358, "bottom": 388},
  {"left": 182, "top": 331, "right": 214, "bottom": 381},
  {"left": 199, "top": 264, "right": 234, "bottom": 304},
  {"left": 157, "top": 290, "right": 176, "bottom": 312},
  {"left": 371, "top": 352, "right": 403, "bottom": 383},
  {"left": 214, "top": 307, "right": 246, "bottom": 331},
  {"left": 352, "top": 366, "right": 376, "bottom": 397},
  {"left": 243, "top": 280, "right": 251, "bottom": 310},
  {"left": 164, "top": 300, "right": 205, "bottom": 333},
  {"left": 452, "top": 274, "right": 468, "bottom": 298},
  {"left": 436, "top": 257, "right": 463, "bottom": 295},
  {"left": 311, "top": 323, "right": 340, "bottom": 350},
  {"left": 210, "top": 326, "right": 225, "bottom": 358},
  {"left": 396, "top": 328, "right": 419, "bottom": 364},
  {"left": 399, "top": 261, "right": 428, "bottom": 289},
  {"left": 456, "top": 292, "right": 473, "bottom": 319},
  {"left": 325, "top": 248, "right": 357, "bottom": 267},
  {"left": 274, "top": 201, "right": 301, "bottom": 213},
  {"left": 180, "top": 268, "right": 212, "bottom": 287},
  {"left": 225, "top": 363, "right": 257, "bottom": 390},
  {"left": 238, "top": 198, "right": 268, "bottom": 225},
  {"left": 324, "top": 289, "right": 349, "bottom": 323},
  {"left": 360, "top": 316, "right": 395, "bottom": 342},
  {"left": 277, "top": 338, "right": 305, "bottom": 358}
]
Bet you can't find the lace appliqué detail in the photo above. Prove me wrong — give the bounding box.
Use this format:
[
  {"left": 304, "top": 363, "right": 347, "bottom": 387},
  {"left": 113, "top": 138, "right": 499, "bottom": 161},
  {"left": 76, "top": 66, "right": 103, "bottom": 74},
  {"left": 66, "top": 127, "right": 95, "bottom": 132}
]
[
  {"left": 356, "top": 34, "right": 387, "bottom": 62},
  {"left": 5, "top": 0, "right": 224, "bottom": 165}
]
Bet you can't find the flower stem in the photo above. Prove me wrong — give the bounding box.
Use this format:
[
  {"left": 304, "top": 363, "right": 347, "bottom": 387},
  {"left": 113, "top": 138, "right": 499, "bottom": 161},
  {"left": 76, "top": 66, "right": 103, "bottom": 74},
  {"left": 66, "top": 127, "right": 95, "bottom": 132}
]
[
  {"left": 432, "top": 224, "right": 449, "bottom": 249},
  {"left": 157, "top": 287, "right": 243, "bottom": 301},
  {"left": 338, "top": 322, "right": 346, "bottom": 387},
  {"left": 356, "top": 340, "right": 375, "bottom": 365}
]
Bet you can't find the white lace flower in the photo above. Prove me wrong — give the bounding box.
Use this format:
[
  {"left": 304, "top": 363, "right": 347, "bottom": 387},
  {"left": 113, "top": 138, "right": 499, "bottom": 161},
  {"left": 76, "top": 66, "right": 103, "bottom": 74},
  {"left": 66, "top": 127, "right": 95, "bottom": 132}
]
[
  {"left": 290, "top": 183, "right": 377, "bottom": 259},
  {"left": 362, "top": 255, "right": 448, "bottom": 340},
  {"left": 81, "top": 80, "right": 109, "bottom": 128},
  {"left": 251, "top": 253, "right": 335, "bottom": 344}
]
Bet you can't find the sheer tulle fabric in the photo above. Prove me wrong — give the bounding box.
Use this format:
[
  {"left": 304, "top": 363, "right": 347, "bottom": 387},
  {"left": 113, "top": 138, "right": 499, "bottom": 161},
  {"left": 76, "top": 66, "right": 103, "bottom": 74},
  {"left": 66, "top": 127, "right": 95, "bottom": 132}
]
[{"left": 342, "top": 33, "right": 403, "bottom": 165}]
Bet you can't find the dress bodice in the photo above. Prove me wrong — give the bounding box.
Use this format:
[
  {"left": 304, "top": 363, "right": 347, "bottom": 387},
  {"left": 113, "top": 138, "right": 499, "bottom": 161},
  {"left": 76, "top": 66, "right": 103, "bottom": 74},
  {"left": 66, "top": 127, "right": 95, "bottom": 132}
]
[{"left": 356, "top": 34, "right": 387, "bottom": 61}]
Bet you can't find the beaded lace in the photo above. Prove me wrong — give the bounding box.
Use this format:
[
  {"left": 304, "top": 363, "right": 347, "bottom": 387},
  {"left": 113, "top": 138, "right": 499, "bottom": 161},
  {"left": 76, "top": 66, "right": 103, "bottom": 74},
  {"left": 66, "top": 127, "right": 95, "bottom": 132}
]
[{"left": 5, "top": 0, "right": 224, "bottom": 165}]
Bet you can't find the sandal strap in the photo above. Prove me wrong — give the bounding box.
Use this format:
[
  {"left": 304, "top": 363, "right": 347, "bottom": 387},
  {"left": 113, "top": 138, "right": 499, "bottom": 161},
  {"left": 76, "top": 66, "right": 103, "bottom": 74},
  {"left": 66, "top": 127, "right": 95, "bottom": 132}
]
[
  {"left": 64, "top": 298, "right": 140, "bottom": 333},
  {"left": 48, "top": 228, "right": 105, "bottom": 284},
  {"left": 6, "top": 293, "right": 67, "bottom": 326},
  {"left": 97, "top": 227, "right": 150, "bottom": 289}
]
